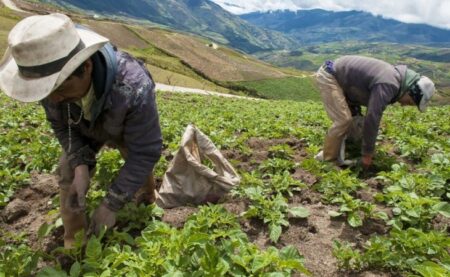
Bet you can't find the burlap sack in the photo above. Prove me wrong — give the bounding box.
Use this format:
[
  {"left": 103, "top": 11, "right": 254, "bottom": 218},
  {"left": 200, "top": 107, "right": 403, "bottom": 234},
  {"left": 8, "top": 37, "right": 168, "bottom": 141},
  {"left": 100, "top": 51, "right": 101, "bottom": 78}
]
[
  {"left": 346, "top": 115, "right": 364, "bottom": 144},
  {"left": 155, "top": 125, "right": 240, "bottom": 208}
]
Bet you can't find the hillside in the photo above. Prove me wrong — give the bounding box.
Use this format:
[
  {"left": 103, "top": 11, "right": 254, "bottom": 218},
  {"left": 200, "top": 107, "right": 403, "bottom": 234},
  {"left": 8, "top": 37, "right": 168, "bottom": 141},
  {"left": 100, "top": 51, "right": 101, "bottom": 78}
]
[
  {"left": 12, "top": 1, "right": 450, "bottom": 103},
  {"left": 0, "top": 4, "right": 449, "bottom": 277},
  {"left": 31, "top": 0, "right": 298, "bottom": 53},
  {"left": 256, "top": 41, "right": 450, "bottom": 104},
  {"left": 0, "top": 5, "right": 317, "bottom": 101},
  {"left": 83, "top": 18, "right": 315, "bottom": 100},
  {"left": 241, "top": 9, "right": 450, "bottom": 45}
]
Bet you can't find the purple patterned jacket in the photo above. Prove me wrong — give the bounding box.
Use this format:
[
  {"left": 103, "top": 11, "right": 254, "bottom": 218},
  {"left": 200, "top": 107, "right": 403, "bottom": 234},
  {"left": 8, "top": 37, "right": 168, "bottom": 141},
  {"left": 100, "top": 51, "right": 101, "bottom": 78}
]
[{"left": 41, "top": 44, "right": 162, "bottom": 207}]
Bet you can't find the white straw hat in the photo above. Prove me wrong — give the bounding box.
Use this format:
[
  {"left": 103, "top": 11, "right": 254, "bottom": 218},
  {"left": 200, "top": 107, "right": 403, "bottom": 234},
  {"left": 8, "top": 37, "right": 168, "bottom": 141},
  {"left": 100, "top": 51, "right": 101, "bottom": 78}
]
[{"left": 0, "top": 13, "right": 108, "bottom": 102}]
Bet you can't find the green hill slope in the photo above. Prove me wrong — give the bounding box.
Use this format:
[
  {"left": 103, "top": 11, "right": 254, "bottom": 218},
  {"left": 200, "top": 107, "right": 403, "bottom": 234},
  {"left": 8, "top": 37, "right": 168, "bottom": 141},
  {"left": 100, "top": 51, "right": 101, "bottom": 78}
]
[
  {"left": 0, "top": 6, "right": 317, "bottom": 101},
  {"left": 83, "top": 18, "right": 315, "bottom": 99},
  {"left": 256, "top": 41, "right": 450, "bottom": 104},
  {"left": 34, "top": 0, "right": 298, "bottom": 53}
]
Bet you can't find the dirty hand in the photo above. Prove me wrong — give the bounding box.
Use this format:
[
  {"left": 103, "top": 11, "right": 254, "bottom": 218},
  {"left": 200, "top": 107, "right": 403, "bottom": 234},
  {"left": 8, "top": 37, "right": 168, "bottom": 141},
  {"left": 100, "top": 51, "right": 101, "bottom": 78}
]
[
  {"left": 361, "top": 154, "right": 373, "bottom": 170},
  {"left": 66, "top": 164, "right": 90, "bottom": 213},
  {"left": 89, "top": 201, "right": 117, "bottom": 236}
]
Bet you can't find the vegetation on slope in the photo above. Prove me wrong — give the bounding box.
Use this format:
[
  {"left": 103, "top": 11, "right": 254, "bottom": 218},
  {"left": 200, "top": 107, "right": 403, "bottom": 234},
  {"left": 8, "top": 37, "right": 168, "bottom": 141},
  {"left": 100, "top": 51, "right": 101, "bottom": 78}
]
[
  {"left": 35, "top": 0, "right": 299, "bottom": 53},
  {"left": 241, "top": 9, "right": 450, "bottom": 45},
  {"left": 236, "top": 76, "right": 320, "bottom": 101},
  {"left": 256, "top": 41, "right": 450, "bottom": 104},
  {"left": 0, "top": 4, "right": 449, "bottom": 276},
  {"left": 1, "top": 90, "right": 449, "bottom": 276}
]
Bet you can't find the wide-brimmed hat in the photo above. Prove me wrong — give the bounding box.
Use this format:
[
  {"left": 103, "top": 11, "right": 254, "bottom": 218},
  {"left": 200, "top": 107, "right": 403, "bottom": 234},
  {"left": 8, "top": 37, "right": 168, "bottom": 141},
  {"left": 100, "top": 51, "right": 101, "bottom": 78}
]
[{"left": 0, "top": 13, "right": 109, "bottom": 102}]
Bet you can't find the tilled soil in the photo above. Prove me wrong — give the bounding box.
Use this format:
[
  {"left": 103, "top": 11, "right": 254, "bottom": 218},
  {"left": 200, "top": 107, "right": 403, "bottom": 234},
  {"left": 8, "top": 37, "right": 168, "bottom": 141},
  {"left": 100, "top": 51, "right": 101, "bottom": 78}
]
[
  {"left": 1, "top": 137, "right": 394, "bottom": 276},
  {"left": 0, "top": 173, "right": 62, "bottom": 252}
]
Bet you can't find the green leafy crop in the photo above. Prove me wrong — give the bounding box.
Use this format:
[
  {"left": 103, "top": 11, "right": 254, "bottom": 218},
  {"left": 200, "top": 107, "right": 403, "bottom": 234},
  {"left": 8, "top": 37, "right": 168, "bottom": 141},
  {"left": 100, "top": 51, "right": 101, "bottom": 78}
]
[
  {"left": 40, "top": 205, "right": 311, "bottom": 276},
  {"left": 334, "top": 228, "right": 450, "bottom": 276}
]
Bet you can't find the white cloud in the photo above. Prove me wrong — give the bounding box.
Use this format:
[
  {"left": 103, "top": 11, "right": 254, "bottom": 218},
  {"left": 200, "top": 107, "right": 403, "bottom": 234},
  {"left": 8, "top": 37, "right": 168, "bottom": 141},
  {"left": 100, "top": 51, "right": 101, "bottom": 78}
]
[{"left": 212, "top": 0, "right": 450, "bottom": 29}]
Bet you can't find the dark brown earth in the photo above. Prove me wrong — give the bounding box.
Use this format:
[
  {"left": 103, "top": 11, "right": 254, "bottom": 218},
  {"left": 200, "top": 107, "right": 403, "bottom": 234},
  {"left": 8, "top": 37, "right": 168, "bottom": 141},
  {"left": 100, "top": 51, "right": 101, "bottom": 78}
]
[
  {"left": 1, "top": 137, "right": 394, "bottom": 276},
  {"left": 0, "top": 173, "right": 63, "bottom": 252}
]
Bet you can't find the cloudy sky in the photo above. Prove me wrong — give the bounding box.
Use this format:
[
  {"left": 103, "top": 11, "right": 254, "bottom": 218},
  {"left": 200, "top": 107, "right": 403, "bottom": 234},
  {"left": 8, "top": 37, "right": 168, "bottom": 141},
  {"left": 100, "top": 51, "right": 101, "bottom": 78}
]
[{"left": 212, "top": 0, "right": 450, "bottom": 29}]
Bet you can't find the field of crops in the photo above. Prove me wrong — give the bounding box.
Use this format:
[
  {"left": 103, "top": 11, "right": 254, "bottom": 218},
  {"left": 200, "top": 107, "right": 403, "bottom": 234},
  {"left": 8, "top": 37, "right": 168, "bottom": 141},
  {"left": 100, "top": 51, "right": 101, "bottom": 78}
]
[
  {"left": 0, "top": 90, "right": 449, "bottom": 276},
  {"left": 236, "top": 76, "right": 320, "bottom": 102}
]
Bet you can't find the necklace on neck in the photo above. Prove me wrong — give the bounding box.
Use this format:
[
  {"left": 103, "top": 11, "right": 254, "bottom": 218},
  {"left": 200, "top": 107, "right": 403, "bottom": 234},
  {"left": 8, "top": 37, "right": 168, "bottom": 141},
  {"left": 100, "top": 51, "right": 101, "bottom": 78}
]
[
  {"left": 67, "top": 103, "right": 83, "bottom": 153},
  {"left": 67, "top": 103, "right": 83, "bottom": 125}
]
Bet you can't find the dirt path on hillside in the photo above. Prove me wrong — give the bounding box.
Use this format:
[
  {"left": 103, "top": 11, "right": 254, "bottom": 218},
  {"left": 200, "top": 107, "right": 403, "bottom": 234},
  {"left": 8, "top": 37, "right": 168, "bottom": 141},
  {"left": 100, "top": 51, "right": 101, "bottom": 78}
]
[
  {"left": 155, "top": 83, "right": 258, "bottom": 100},
  {"left": 2, "top": 0, "right": 28, "bottom": 13}
]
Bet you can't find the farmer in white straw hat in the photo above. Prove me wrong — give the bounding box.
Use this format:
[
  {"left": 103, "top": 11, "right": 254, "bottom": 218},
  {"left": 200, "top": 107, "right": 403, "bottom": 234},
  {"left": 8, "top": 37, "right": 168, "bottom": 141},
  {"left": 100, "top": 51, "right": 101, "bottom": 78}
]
[
  {"left": 0, "top": 13, "right": 162, "bottom": 248},
  {"left": 314, "top": 55, "right": 435, "bottom": 169}
]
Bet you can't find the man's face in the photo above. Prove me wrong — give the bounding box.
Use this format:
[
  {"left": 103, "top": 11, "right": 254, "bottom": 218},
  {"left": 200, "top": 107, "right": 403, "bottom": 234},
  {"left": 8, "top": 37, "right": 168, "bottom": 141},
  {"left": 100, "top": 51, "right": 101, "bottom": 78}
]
[
  {"left": 47, "top": 60, "right": 92, "bottom": 103},
  {"left": 398, "top": 93, "right": 416, "bottom": 106}
]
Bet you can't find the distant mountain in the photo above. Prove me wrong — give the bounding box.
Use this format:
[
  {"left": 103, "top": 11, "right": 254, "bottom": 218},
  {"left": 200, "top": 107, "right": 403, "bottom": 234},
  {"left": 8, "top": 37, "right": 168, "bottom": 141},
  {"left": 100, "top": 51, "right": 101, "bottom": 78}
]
[
  {"left": 241, "top": 9, "right": 450, "bottom": 45},
  {"left": 39, "top": 0, "right": 298, "bottom": 53}
]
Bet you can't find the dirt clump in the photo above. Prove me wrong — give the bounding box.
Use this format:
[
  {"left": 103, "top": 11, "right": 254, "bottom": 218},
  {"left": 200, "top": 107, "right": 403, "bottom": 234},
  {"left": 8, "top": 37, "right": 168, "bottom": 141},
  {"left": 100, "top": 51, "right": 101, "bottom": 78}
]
[
  {"left": 247, "top": 137, "right": 308, "bottom": 163},
  {"left": 359, "top": 218, "right": 389, "bottom": 235},
  {"left": 355, "top": 189, "right": 376, "bottom": 203},
  {"left": 2, "top": 198, "right": 28, "bottom": 223},
  {"left": 223, "top": 137, "right": 309, "bottom": 172},
  {"left": 292, "top": 168, "right": 318, "bottom": 185},
  {"left": 0, "top": 173, "right": 60, "bottom": 250},
  {"left": 161, "top": 206, "right": 198, "bottom": 228},
  {"left": 432, "top": 214, "right": 450, "bottom": 233}
]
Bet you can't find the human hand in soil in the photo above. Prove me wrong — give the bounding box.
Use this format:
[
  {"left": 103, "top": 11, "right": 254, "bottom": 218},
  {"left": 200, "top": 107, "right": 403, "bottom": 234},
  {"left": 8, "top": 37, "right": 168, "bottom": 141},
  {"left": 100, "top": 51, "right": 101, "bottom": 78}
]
[
  {"left": 89, "top": 201, "right": 117, "bottom": 236},
  {"left": 361, "top": 154, "right": 373, "bottom": 170},
  {"left": 67, "top": 164, "right": 90, "bottom": 213},
  {"left": 204, "top": 193, "right": 221, "bottom": 204}
]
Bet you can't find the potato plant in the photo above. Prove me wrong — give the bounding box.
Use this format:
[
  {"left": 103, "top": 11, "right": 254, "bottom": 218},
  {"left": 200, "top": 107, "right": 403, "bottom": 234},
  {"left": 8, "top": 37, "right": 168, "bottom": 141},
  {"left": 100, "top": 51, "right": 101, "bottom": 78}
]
[{"left": 0, "top": 92, "right": 449, "bottom": 276}]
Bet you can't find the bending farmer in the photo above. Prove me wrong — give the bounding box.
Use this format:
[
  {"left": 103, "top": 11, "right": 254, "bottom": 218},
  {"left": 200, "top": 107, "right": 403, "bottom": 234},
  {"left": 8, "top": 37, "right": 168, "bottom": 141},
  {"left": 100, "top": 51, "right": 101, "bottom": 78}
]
[
  {"left": 0, "top": 14, "right": 162, "bottom": 248},
  {"left": 315, "top": 55, "right": 435, "bottom": 168}
]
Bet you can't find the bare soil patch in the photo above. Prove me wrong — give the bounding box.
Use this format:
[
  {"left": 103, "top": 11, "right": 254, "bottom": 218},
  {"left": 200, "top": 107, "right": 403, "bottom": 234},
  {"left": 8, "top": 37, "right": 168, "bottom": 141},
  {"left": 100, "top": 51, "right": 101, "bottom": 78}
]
[
  {"left": 223, "top": 137, "right": 309, "bottom": 172},
  {"left": 135, "top": 27, "right": 287, "bottom": 82},
  {"left": 1, "top": 138, "right": 395, "bottom": 276},
  {"left": 86, "top": 21, "right": 149, "bottom": 49},
  {"left": 0, "top": 173, "right": 62, "bottom": 252}
]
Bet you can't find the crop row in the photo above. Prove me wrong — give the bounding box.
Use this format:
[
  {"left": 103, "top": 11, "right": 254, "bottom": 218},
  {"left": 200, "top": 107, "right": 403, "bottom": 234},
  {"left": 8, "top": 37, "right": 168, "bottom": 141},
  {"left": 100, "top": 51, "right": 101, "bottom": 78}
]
[{"left": 1, "top": 92, "right": 449, "bottom": 276}]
